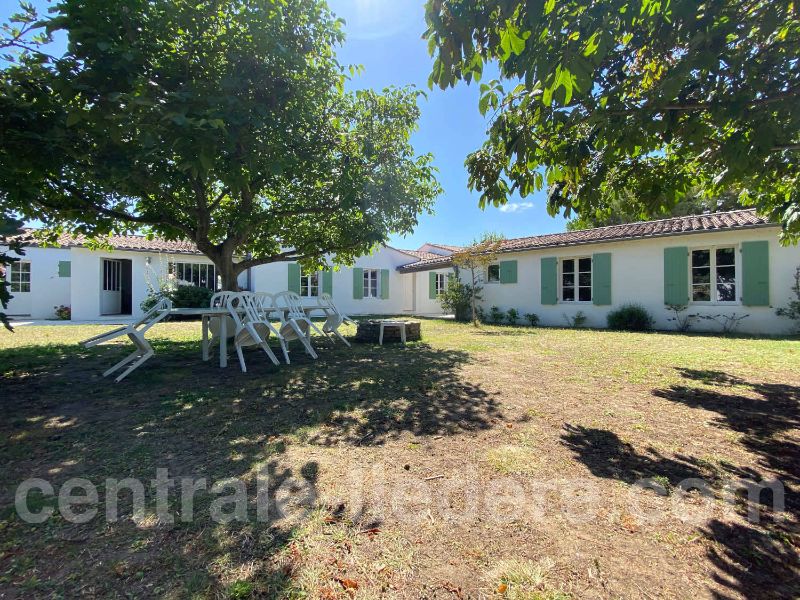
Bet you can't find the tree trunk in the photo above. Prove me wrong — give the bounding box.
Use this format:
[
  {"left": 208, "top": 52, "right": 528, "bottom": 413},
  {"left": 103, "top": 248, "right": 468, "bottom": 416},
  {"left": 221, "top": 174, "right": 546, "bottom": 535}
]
[{"left": 210, "top": 249, "right": 241, "bottom": 291}]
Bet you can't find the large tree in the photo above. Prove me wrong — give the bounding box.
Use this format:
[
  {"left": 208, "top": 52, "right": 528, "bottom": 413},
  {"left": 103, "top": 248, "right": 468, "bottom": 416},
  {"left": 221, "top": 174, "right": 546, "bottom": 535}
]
[
  {"left": 0, "top": 0, "right": 441, "bottom": 289},
  {"left": 424, "top": 0, "right": 800, "bottom": 242}
]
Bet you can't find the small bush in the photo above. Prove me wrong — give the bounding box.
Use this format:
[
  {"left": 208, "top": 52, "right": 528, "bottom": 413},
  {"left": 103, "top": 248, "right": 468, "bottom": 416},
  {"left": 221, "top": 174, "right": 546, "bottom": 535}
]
[
  {"left": 141, "top": 284, "right": 214, "bottom": 312},
  {"left": 506, "top": 308, "right": 519, "bottom": 325},
  {"left": 475, "top": 305, "right": 487, "bottom": 323},
  {"left": 437, "top": 277, "right": 477, "bottom": 322},
  {"left": 563, "top": 311, "right": 587, "bottom": 328},
  {"left": 171, "top": 284, "right": 214, "bottom": 308},
  {"left": 607, "top": 304, "right": 654, "bottom": 331},
  {"left": 524, "top": 313, "right": 540, "bottom": 326},
  {"left": 53, "top": 305, "right": 71, "bottom": 320},
  {"left": 489, "top": 305, "right": 504, "bottom": 324}
]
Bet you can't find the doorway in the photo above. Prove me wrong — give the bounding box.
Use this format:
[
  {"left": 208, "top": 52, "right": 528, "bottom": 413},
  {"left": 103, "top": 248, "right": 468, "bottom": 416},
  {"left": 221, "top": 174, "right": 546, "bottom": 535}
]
[{"left": 101, "top": 258, "right": 132, "bottom": 315}]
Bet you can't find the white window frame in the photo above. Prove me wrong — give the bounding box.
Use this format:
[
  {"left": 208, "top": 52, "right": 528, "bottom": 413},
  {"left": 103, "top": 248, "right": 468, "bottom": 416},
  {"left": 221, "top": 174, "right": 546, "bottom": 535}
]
[
  {"left": 169, "top": 261, "right": 218, "bottom": 290},
  {"left": 689, "top": 245, "right": 739, "bottom": 305},
  {"left": 9, "top": 260, "right": 31, "bottom": 293},
  {"left": 434, "top": 272, "right": 447, "bottom": 295},
  {"left": 486, "top": 263, "right": 500, "bottom": 284},
  {"left": 300, "top": 269, "right": 320, "bottom": 298},
  {"left": 363, "top": 268, "right": 380, "bottom": 299},
  {"left": 560, "top": 256, "right": 592, "bottom": 303}
]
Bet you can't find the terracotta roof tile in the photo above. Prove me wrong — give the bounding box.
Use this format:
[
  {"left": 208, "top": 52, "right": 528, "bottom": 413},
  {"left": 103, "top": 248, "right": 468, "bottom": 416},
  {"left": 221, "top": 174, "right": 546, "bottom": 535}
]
[
  {"left": 398, "top": 209, "right": 773, "bottom": 272},
  {"left": 14, "top": 229, "right": 203, "bottom": 255}
]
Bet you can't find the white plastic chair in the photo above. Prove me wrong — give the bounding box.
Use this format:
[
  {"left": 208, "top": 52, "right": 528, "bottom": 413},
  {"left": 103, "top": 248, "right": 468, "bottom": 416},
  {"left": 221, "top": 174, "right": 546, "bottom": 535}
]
[
  {"left": 253, "top": 292, "right": 279, "bottom": 320},
  {"left": 226, "top": 292, "right": 283, "bottom": 372},
  {"left": 318, "top": 293, "right": 356, "bottom": 347},
  {"left": 204, "top": 291, "right": 237, "bottom": 358},
  {"left": 273, "top": 291, "right": 325, "bottom": 361},
  {"left": 80, "top": 298, "right": 172, "bottom": 382}
]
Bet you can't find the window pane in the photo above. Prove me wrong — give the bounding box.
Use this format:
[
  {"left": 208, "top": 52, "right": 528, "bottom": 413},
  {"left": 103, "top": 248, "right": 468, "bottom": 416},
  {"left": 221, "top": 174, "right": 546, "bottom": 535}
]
[
  {"left": 716, "top": 247, "right": 735, "bottom": 266},
  {"left": 21, "top": 282, "right": 30, "bottom": 292},
  {"left": 692, "top": 267, "right": 710, "bottom": 284},
  {"left": 562, "top": 273, "right": 574, "bottom": 287},
  {"left": 692, "top": 249, "right": 710, "bottom": 268},
  {"left": 488, "top": 265, "right": 500, "bottom": 282},
  {"left": 717, "top": 266, "right": 736, "bottom": 302},
  {"left": 692, "top": 284, "right": 711, "bottom": 301},
  {"left": 578, "top": 258, "right": 592, "bottom": 272},
  {"left": 717, "top": 283, "right": 736, "bottom": 302},
  {"left": 562, "top": 259, "right": 574, "bottom": 273},
  {"left": 578, "top": 287, "right": 592, "bottom": 302},
  {"left": 578, "top": 272, "right": 591, "bottom": 287},
  {"left": 563, "top": 287, "right": 575, "bottom": 301}
]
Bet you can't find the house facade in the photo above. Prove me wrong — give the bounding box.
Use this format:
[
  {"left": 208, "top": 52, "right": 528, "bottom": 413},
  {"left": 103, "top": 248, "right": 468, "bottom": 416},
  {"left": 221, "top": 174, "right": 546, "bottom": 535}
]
[{"left": 4, "top": 209, "right": 800, "bottom": 335}]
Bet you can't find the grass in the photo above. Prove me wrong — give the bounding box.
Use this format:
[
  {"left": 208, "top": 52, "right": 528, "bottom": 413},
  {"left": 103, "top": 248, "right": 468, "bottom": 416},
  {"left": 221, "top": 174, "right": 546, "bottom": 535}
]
[{"left": 0, "top": 319, "right": 799, "bottom": 598}]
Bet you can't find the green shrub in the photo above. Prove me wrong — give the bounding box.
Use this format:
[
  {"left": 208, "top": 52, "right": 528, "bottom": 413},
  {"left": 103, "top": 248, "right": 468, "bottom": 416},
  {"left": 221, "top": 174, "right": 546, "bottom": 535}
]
[
  {"left": 437, "top": 277, "right": 477, "bottom": 322},
  {"left": 524, "top": 313, "right": 539, "bottom": 326},
  {"left": 170, "top": 284, "right": 214, "bottom": 308},
  {"left": 563, "top": 311, "right": 588, "bottom": 328},
  {"left": 475, "top": 305, "right": 486, "bottom": 323},
  {"left": 506, "top": 308, "right": 519, "bottom": 325},
  {"left": 140, "top": 284, "right": 214, "bottom": 312},
  {"left": 607, "top": 303, "right": 654, "bottom": 331},
  {"left": 489, "top": 305, "right": 504, "bottom": 324}
]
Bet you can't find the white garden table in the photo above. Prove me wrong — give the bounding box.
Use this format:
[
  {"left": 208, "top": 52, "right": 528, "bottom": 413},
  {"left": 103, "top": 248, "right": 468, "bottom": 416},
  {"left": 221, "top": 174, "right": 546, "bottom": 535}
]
[
  {"left": 169, "top": 307, "right": 233, "bottom": 368},
  {"left": 378, "top": 320, "right": 407, "bottom": 345}
]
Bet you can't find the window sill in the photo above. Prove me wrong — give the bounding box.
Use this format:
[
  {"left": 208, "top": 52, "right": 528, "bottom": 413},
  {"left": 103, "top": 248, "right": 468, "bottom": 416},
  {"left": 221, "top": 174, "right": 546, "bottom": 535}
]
[
  {"left": 558, "top": 300, "right": 593, "bottom": 305},
  {"left": 689, "top": 302, "right": 741, "bottom": 307}
]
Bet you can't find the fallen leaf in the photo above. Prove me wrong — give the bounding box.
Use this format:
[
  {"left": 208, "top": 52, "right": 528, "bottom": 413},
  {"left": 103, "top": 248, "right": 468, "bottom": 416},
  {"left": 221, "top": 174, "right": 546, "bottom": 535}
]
[
  {"left": 337, "top": 577, "right": 359, "bottom": 591},
  {"left": 497, "top": 582, "right": 508, "bottom": 594}
]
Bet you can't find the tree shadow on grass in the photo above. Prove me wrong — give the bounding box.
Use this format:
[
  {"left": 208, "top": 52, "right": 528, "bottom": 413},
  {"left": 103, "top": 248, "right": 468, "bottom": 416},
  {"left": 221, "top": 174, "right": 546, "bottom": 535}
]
[
  {"left": 0, "top": 331, "right": 497, "bottom": 597},
  {"left": 652, "top": 368, "right": 800, "bottom": 513},
  {"left": 560, "top": 424, "right": 708, "bottom": 485},
  {"left": 651, "top": 368, "right": 800, "bottom": 599}
]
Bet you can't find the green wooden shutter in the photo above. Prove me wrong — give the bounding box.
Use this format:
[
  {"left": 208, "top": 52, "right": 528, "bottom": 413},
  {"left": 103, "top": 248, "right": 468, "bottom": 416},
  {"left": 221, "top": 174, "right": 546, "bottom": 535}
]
[
  {"left": 663, "top": 247, "right": 689, "bottom": 305},
  {"left": 499, "top": 260, "right": 518, "bottom": 284},
  {"left": 541, "top": 257, "right": 558, "bottom": 305},
  {"left": 287, "top": 263, "right": 301, "bottom": 294},
  {"left": 429, "top": 272, "right": 437, "bottom": 299},
  {"left": 322, "top": 270, "right": 333, "bottom": 295},
  {"left": 58, "top": 261, "right": 71, "bottom": 277},
  {"left": 741, "top": 241, "right": 770, "bottom": 306},
  {"left": 352, "top": 268, "right": 363, "bottom": 299},
  {"left": 380, "top": 269, "right": 390, "bottom": 299},
  {"left": 592, "top": 253, "right": 611, "bottom": 305}
]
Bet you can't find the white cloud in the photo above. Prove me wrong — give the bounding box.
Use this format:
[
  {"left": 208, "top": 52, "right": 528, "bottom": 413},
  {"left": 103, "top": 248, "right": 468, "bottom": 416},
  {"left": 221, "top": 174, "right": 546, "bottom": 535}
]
[{"left": 498, "top": 202, "right": 535, "bottom": 213}]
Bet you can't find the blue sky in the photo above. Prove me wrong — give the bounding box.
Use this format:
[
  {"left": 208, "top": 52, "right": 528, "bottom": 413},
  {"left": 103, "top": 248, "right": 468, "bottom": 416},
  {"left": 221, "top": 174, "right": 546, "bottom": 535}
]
[{"left": 2, "top": 0, "right": 568, "bottom": 248}]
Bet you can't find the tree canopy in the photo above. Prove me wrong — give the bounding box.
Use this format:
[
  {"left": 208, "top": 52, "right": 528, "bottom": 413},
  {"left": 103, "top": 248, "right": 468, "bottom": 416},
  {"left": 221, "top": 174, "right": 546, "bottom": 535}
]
[
  {"left": 0, "top": 0, "right": 441, "bottom": 289},
  {"left": 424, "top": 0, "right": 799, "bottom": 242}
]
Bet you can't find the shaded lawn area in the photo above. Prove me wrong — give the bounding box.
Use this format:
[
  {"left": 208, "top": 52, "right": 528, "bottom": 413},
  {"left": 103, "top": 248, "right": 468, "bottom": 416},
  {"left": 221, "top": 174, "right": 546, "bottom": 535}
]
[{"left": 0, "top": 320, "right": 799, "bottom": 599}]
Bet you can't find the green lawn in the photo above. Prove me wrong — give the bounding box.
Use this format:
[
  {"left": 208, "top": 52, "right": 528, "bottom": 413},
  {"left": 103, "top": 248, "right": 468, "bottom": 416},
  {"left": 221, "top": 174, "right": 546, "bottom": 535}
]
[{"left": 1, "top": 320, "right": 798, "bottom": 599}]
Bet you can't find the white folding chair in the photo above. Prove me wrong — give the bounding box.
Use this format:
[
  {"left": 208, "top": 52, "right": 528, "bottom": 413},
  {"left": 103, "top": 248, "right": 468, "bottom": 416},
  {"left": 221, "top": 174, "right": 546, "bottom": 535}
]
[
  {"left": 273, "top": 291, "right": 325, "bottom": 362},
  {"left": 227, "top": 292, "right": 283, "bottom": 372},
  {"left": 80, "top": 298, "right": 172, "bottom": 382},
  {"left": 318, "top": 293, "right": 356, "bottom": 347}
]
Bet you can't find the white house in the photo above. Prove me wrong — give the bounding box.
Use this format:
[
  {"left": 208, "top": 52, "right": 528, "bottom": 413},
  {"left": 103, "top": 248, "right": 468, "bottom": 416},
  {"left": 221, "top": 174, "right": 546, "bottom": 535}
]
[{"left": 3, "top": 209, "right": 800, "bottom": 335}]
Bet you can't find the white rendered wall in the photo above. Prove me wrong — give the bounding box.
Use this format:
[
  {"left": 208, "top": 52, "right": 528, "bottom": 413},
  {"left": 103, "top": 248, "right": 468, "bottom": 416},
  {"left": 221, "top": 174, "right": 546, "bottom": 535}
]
[
  {"left": 466, "top": 227, "right": 800, "bottom": 335},
  {"left": 249, "top": 246, "right": 450, "bottom": 316},
  {"left": 2, "top": 246, "right": 71, "bottom": 318}
]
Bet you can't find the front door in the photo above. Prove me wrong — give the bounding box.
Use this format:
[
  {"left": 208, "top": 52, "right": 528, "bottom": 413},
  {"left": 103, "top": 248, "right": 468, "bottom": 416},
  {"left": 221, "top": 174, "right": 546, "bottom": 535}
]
[{"left": 6, "top": 260, "right": 31, "bottom": 315}]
